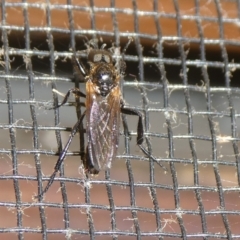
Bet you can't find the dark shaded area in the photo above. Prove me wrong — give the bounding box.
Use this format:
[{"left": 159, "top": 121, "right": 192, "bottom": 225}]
[{"left": 7, "top": 31, "right": 240, "bottom": 88}]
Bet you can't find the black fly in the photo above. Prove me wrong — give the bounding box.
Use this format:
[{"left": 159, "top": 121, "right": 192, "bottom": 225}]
[{"left": 37, "top": 42, "right": 167, "bottom": 198}]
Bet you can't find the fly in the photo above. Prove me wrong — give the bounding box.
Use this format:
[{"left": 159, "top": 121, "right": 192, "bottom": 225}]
[{"left": 37, "top": 42, "right": 167, "bottom": 198}]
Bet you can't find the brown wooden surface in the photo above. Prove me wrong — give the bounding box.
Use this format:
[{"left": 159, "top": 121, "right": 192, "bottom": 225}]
[
  {"left": 2, "top": 0, "right": 240, "bottom": 49},
  {"left": 0, "top": 1, "right": 240, "bottom": 239}
]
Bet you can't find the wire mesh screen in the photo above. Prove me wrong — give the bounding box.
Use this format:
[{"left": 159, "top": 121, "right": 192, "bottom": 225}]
[{"left": 1, "top": 0, "right": 240, "bottom": 239}]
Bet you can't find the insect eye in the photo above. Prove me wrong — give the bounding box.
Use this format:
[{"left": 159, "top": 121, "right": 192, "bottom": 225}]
[
  {"left": 93, "top": 54, "right": 102, "bottom": 62},
  {"left": 103, "top": 55, "right": 110, "bottom": 63},
  {"left": 93, "top": 53, "right": 111, "bottom": 63}
]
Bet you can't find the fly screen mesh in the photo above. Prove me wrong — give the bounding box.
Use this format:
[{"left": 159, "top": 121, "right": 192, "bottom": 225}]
[{"left": 0, "top": 0, "right": 240, "bottom": 240}]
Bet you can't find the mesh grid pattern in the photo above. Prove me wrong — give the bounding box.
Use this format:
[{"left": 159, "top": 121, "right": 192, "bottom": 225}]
[{"left": 1, "top": 0, "right": 240, "bottom": 240}]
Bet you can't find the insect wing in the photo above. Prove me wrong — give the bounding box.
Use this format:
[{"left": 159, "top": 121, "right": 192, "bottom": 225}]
[{"left": 86, "top": 81, "right": 121, "bottom": 172}]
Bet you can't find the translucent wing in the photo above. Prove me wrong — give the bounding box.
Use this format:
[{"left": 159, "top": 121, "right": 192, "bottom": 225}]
[{"left": 85, "top": 81, "right": 121, "bottom": 173}]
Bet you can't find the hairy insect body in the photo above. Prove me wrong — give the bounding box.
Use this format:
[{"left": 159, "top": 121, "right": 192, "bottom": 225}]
[
  {"left": 85, "top": 52, "right": 121, "bottom": 173},
  {"left": 37, "top": 43, "right": 166, "bottom": 198}
]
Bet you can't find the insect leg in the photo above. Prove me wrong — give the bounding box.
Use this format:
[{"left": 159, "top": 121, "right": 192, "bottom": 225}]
[
  {"left": 73, "top": 56, "right": 87, "bottom": 77},
  {"left": 49, "top": 88, "right": 86, "bottom": 110},
  {"left": 36, "top": 110, "right": 86, "bottom": 198},
  {"left": 121, "top": 107, "right": 143, "bottom": 144},
  {"left": 83, "top": 147, "right": 100, "bottom": 175},
  {"left": 121, "top": 106, "right": 167, "bottom": 172}
]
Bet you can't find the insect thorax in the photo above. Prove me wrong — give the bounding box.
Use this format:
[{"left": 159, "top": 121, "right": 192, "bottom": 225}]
[{"left": 90, "top": 63, "right": 118, "bottom": 97}]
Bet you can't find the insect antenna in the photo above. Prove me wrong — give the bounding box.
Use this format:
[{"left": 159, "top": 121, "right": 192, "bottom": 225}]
[
  {"left": 100, "top": 43, "right": 107, "bottom": 49},
  {"left": 88, "top": 38, "right": 99, "bottom": 50},
  {"left": 121, "top": 37, "right": 133, "bottom": 60}
]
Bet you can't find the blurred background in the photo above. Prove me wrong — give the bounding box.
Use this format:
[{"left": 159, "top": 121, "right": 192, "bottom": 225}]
[{"left": 0, "top": 0, "right": 240, "bottom": 239}]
